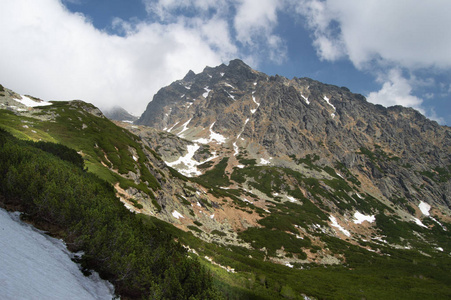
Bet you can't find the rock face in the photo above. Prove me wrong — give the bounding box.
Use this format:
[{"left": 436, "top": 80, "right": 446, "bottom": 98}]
[{"left": 136, "top": 59, "right": 451, "bottom": 209}]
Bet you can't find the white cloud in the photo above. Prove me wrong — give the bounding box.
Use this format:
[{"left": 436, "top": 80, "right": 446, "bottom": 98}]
[
  {"left": 294, "top": 0, "right": 345, "bottom": 61},
  {"left": 367, "top": 69, "right": 423, "bottom": 110},
  {"left": 233, "top": 0, "right": 278, "bottom": 45},
  {"left": 234, "top": 0, "right": 287, "bottom": 63},
  {"left": 0, "top": 0, "right": 290, "bottom": 115},
  {"left": 297, "top": 0, "right": 451, "bottom": 70},
  {"left": 0, "top": 0, "right": 231, "bottom": 115},
  {"left": 295, "top": 0, "right": 451, "bottom": 123}
]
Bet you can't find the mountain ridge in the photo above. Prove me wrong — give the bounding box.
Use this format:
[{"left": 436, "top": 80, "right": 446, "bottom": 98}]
[
  {"left": 136, "top": 59, "right": 451, "bottom": 210},
  {"left": 1, "top": 59, "right": 450, "bottom": 299}
]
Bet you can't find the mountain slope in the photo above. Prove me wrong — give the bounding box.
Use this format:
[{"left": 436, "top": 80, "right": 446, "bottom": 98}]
[
  {"left": 134, "top": 60, "right": 451, "bottom": 297},
  {"left": 136, "top": 59, "right": 450, "bottom": 210},
  {"left": 1, "top": 61, "right": 451, "bottom": 299}
]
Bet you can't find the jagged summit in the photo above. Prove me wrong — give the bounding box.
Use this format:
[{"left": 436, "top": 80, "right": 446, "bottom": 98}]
[{"left": 136, "top": 59, "right": 451, "bottom": 210}]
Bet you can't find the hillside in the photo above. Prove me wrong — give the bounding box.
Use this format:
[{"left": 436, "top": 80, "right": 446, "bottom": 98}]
[{"left": 1, "top": 58, "right": 451, "bottom": 300}]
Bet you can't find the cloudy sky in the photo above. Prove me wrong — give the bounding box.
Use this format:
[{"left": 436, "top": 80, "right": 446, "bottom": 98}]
[{"left": 1, "top": 0, "right": 450, "bottom": 125}]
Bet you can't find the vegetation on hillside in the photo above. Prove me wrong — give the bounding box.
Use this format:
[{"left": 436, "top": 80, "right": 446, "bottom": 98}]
[
  {"left": 1, "top": 100, "right": 450, "bottom": 299},
  {"left": 0, "top": 128, "right": 219, "bottom": 299}
]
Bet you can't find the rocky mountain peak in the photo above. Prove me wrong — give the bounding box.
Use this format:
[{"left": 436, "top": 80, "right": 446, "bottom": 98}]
[
  {"left": 182, "top": 70, "right": 196, "bottom": 82},
  {"left": 136, "top": 60, "right": 451, "bottom": 211}
]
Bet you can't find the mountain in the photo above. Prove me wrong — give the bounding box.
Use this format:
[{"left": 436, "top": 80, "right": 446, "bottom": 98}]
[
  {"left": 102, "top": 105, "right": 138, "bottom": 122},
  {"left": 1, "top": 57, "right": 451, "bottom": 299},
  {"left": 136, "top": 59, "right": 450, "bottom": 211}
]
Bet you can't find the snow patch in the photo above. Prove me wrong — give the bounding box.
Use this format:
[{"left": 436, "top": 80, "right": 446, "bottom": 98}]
[
  {"left": 172, "top": 210, "right": 184, "bottom": 219},
  {"left": 165, "top": 143, "right": 219, "bottom": 177},
  {"left": 242, "top": 198, "right": 253, "bottom": 204},
  {"left": 194, "top": 123, "right": 226, "bottom": 144},
  {"left": 220, "top": 72, "right": 224, "bottom": 77},
  {"left": 227, "top": 92, "right": 235, "bottom": 100},
  {"left": 329, "top": 215, "right": 351, "bottom": 237},
  {"left": 301, "top": 94, "right": 310, "bottom": 104},
  {"left": 209, "top": 123, "right": 226, "bottom": 143},
  {"left": 0, "top": 209, "right": 114, "bottom": 300},
  {"left": 412, "top": 217, "right": 428, "bottom": 228},
  {"left": 165, "top": 144, "right": 202, "bottom": 176},
  {"left": 177, "top": 117, "right": 192, "bottom": 137},
  {"left": 204, "top": 256, "right": 235, "bottom": 273},
  {"left": 372, "top": 236, "right": 388, "bottom": 244},
  {"left": 15, "top": 95, "right": 52, "bottom": 107},
  {"left": 419, "top": 201, "right": 431, "bottom": 216},
  {"left": 260, "top": 158, "right": 271, "bottom": 165},
  {"left": 430, "top": 216, "right": 447, "bottom": 231},
  {"left": 203, "top": 87, "right": 211, "bottom": 98},
  {"left": 250, "top": 94, "right": 260, "bottom": 114},
  {"left": 287, "top": 196, "right": 297, "bottom": 203},
  {"left": 166, "top": 122, "right": 177, "bottom": 132},
  {"left": 233, "top": 118, "right": 249, "bottom": 156},
  {"left": 224, "top": 82, "right": 235, "bottom": 89},
  {"left": 285, "top": 262, "right": 294, "bottom": 268},
  {"left": 132, "top": 155, "right": 138, "bottom": 162},
  {"left": 353, "top": 211, "right": 375, "bottom": 224},
  {"left": 323, "top": 95, "right": 336, "bottom": 111}
]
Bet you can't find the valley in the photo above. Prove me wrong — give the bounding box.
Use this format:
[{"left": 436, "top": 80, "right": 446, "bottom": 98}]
[{"left": 0, "top": 60, "right": 450, "bottom": 299}]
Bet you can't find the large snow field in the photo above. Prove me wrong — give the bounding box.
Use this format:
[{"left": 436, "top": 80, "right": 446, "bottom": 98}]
[{"left": 0, "top": 208, "right": 115, "bottom": 300}]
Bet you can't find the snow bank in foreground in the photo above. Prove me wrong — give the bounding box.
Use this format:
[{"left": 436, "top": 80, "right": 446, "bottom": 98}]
[{"left": 0, "top": 208, "right": 114, "bottom": 300}]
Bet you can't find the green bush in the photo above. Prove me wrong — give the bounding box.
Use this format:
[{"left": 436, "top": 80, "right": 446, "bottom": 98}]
[{"left": 0, "top": 129, "right": 218, "bottom": 299}]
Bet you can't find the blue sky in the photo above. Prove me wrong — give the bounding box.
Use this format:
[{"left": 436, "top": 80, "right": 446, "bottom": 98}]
[{"left": 0, "top": 0, "right": 450, "bottom": 125}]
